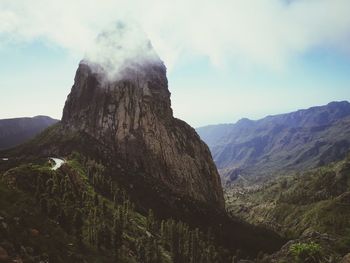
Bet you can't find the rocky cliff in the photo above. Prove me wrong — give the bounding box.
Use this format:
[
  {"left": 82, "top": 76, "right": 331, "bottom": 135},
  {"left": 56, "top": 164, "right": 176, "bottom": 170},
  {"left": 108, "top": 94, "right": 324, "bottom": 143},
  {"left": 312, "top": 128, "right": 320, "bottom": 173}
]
[{"left": 61, "top": 57, "right": 225, "bottom": 210}]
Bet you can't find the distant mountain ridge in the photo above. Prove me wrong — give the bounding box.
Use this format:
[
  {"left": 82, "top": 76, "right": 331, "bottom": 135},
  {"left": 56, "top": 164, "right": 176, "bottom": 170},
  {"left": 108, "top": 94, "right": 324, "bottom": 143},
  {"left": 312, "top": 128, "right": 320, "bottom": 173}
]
[
  {"left": 196, "top": 101, "right": 350, "bottom": 183},
  {"left": 0, "top": 116, "right": 58, "bottom": 150}
]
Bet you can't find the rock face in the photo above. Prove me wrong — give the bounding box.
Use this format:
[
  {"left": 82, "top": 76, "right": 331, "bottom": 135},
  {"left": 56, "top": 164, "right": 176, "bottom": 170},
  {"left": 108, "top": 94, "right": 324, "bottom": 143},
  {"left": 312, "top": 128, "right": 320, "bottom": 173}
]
[
  {"left": 341, "top": 253, "right": 350, "bottom": 263},
  {"left": 62, "top": 59, "right": 225, "bottom": 209}
]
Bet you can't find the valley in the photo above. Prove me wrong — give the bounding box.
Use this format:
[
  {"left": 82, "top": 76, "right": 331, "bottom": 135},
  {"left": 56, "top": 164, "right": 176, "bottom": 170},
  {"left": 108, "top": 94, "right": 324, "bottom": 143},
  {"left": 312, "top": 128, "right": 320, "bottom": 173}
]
[{"left": 224, "top": 155, "right": 350, "bottom": 262}]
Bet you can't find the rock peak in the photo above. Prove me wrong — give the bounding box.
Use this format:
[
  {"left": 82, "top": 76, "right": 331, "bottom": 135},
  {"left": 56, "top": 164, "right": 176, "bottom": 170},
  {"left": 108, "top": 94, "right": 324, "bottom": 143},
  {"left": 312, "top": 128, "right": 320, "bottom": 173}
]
[{"left": 62, "top": 48, "right": 225, "bottom": 210}]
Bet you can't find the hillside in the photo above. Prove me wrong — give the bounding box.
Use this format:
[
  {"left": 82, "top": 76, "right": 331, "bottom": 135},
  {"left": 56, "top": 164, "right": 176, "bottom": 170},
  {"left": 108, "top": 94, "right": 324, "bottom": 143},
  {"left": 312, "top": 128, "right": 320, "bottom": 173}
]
[
  {"left": 0, "top": 154, "right": 230, "bottom": 262},
  {"left": 197, "top": 101, "right": 350, "bottom": 183},
  {"left": 225, "top": 154, "right": 350, "bottom": 261},
  {"left": 0, "top": 116, "right": 58, "bottom": 150}
]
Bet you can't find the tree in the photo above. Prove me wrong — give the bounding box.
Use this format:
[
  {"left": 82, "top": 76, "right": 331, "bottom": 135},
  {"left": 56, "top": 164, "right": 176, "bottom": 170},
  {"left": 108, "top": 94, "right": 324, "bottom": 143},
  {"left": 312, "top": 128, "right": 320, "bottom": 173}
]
[
  {"left": 190, "top": 228, "right": 199, "bottom": 263},
  {"left": 147, "top": 209, "right": 156, "bottom": 233},
  {"left": 171, "top": 222, "right": 181, "bottom": 263},
  {"left": 40, "top": 198, "right": 48, "bottom": 214},
  {"left": 58, "top": 209, "right": 70, "bottom": 233},
  {"left": 94, "top": 193, "right": 99, "bottom": 206},
  {"left": 113, "top": 212, "right": 124, "bottom": 260},
  {"left": 97, "top": 223, "right": 111, "bottom": 250},
  {"left": 73, "top": 210, "right": 84, "bottom": 244}
]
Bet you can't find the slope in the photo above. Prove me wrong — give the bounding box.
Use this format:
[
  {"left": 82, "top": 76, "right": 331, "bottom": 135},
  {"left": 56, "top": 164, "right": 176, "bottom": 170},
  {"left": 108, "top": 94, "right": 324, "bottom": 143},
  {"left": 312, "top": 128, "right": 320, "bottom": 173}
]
[{"left": 225, "top": 154, "right": 350, "bottom": 261}]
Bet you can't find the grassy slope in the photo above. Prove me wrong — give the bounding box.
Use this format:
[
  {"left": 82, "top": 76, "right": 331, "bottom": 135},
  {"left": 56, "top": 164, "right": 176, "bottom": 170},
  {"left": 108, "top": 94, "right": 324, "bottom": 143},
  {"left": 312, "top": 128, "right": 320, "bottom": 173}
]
[{"left": 225, "top": 155, "right": 350, "bottom": 256}]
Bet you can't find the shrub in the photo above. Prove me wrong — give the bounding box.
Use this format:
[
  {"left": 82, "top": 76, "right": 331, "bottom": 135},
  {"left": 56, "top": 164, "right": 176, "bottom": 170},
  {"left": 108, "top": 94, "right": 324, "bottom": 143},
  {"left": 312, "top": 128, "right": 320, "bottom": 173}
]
[{"left": 289, "top": 242, "right": 323, "bottom": 263}]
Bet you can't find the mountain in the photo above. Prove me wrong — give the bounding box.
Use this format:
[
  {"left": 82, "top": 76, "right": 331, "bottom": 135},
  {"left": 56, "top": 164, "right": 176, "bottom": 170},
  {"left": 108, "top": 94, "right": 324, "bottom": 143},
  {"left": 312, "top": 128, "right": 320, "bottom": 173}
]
[
  {"left": 0, "top": 115, "right": 58, "bottom": 150},
  {"left": 1, "top": 31, "right": 285, "bottom": 260},
  {"left": 60, "top": 60, "right": 224, "bottom": 211},
  {"left": 197, "top": 101, "right": 350, "bottom": 183}
]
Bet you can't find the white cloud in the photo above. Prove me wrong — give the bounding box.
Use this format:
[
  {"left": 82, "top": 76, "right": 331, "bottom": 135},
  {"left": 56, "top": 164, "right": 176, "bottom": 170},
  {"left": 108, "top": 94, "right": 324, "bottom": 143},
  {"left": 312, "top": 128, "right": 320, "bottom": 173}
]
[
  {"left": 83, "top": 21, "right": 161, "bottom": 80},
  {"left": 0, "top": 0, "right": 350, "bottom": 70}
]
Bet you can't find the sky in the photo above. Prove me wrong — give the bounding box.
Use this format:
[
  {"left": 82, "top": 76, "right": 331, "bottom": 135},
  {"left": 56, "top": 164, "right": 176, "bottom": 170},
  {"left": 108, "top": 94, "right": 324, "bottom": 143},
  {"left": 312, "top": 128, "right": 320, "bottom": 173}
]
[{"left": 0, "top": 0, "right": 350, "bottom": 127}]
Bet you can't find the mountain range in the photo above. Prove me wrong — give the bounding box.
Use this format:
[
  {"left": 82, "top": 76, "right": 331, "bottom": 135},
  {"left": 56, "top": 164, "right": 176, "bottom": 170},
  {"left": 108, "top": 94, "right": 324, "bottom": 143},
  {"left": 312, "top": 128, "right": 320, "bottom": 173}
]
[
  {"left": 0, "top": 115, "right": 58, "bottom": 150},
  {"left": 197, "top": 101, "right": 350, "bottom": 184}
]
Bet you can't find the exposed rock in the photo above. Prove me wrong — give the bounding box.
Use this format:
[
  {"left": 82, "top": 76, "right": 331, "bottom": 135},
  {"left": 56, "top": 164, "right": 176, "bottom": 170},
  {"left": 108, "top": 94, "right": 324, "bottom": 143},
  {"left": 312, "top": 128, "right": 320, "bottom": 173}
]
[
  {"left": 61, "top": 56, "right": 224, "bottom": 210},
  {"left": 0, "top": 246, "right": 8, "bottom": 262},
  {"left": 1, "top": 222, "right": 7, "bottom": 230},
  {"left": 12, "top": 257, "right": 23, "bottom": 263},
  {"left": 29, "top": 229, "right": 39, "bottom": 237},
  {"left": 341, "top": 253, "right": 350, "bottom": 263}
]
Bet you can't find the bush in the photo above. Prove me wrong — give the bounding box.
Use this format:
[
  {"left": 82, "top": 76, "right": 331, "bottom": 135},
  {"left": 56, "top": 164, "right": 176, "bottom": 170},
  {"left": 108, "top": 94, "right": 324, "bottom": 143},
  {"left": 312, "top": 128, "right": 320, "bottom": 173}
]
[{"left": 289, "top": 242, "right": 323, "bottom": 263}]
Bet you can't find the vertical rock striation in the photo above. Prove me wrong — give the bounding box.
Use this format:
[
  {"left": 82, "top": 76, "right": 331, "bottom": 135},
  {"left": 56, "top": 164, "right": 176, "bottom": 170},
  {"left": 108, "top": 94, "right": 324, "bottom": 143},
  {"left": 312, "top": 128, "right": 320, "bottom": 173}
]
[{"left": 62, "top": 57, "right": 225, "bottom": 210}]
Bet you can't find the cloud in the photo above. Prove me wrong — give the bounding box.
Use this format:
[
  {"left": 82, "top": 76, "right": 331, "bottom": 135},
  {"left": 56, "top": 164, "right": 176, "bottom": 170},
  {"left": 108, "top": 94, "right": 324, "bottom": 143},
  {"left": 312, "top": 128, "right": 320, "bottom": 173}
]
[
  {"left": 83, "top": 21, "right": 161, "bottom": 80},
  {"left": 0, "top": 0, "right": 350, "bottom": 71}
]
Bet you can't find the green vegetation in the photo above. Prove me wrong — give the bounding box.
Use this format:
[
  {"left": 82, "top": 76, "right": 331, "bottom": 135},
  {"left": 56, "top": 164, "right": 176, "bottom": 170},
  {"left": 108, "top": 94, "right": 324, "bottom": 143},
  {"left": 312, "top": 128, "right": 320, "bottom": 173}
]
[
  {"left": 0, "top": 152, "right": 230, "bottom": 262},
  {"left": 289, "top": 242, "right": 323, "bottom": 263},
  {"left": 225, "top": 154, "right": 350, "bottom": 260}
]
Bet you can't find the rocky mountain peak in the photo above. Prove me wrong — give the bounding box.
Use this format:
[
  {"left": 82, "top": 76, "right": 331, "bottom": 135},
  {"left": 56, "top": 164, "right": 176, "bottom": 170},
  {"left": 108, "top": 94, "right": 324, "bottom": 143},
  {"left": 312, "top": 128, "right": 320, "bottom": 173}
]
[{"left": 61, "top": 34, "right": 225, "bottom": 210}]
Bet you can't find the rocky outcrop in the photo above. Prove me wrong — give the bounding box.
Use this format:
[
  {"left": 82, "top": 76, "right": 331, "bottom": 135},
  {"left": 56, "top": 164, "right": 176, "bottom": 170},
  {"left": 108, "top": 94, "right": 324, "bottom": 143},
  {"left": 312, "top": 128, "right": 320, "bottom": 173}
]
[
  {"left": 0, "top": 246, "right": 9, "bottom": 261},
  {"left": 61, "top": 58, "right": 224, "bottom": 209},
  {"left": 342, "top": 253, "right": 350, "bottom": 263}
]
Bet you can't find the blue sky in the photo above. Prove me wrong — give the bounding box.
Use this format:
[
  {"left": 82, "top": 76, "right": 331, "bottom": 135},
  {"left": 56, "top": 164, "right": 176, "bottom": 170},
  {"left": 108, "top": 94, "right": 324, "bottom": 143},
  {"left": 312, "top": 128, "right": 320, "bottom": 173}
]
[
  {"left": 169, "top": 49, "right": 350, "bottom": 126},
  {"left": 1, "top": 0, "right": 349, "bottom": 127}
]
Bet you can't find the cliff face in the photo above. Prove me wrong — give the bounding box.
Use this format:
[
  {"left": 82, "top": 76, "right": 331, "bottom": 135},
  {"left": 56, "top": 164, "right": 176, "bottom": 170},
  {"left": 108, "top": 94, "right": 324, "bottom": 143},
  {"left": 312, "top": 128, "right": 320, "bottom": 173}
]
[{"left": 62, "top": 59, "right": 225, "bottom": 209}]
